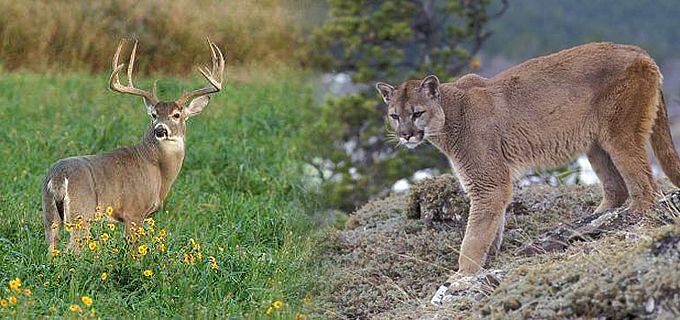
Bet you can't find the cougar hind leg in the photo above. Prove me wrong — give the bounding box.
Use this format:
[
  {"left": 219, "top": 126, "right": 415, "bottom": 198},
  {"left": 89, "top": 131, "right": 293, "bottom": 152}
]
[{"left": 587, "top": 144, "right": 629, "bottom": 213}]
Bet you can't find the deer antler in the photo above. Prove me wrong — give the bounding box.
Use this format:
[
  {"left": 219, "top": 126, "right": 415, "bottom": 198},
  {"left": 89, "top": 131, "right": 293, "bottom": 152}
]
[
  {"left": 109, "top": 40, "right": 159, "bottom": 105},
  {"left": 175, "top": 39, "right": 225, "bottom": 106}
]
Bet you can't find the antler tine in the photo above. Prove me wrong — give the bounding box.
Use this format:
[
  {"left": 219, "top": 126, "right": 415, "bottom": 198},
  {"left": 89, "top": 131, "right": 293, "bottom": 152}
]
[
  {"left": 127, "top": 41, "right": 137, "bottom": 88},
  {"left": 108, "top": 39, "right": 158, "bottom": 104},
  {"left": 175, "top": 39, "right": 226, "bottom": 106}
]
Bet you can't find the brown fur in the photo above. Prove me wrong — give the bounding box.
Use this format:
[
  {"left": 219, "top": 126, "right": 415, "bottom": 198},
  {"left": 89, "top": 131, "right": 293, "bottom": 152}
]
[
  {"left": 43, "top": 40, "right": 223, "bottom": 254},
  {"left": 376, "top": 42, "right": 680, "bottom": 277}
]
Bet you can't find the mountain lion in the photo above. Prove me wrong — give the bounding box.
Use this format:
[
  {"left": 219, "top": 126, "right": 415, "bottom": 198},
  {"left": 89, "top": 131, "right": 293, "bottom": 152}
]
[{"left": 375, "top": 42, "right": 680, "bottom": 302}]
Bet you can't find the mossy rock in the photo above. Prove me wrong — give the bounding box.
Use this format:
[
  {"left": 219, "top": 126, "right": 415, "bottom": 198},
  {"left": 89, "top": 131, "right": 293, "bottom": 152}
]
[{"left": 405, "top": 174, "right": 470, "bottom": 222}]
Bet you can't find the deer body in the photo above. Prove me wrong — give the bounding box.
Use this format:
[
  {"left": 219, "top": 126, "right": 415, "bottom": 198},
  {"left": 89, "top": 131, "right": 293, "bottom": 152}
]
[{"left": 43, "top": 40, "right": 224, "bottom": 253}]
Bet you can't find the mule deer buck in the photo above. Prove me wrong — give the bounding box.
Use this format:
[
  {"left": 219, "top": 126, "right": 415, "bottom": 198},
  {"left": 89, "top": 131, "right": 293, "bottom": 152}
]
[{"left": 42, "top": 39, "right": 225, "bottom": 254}]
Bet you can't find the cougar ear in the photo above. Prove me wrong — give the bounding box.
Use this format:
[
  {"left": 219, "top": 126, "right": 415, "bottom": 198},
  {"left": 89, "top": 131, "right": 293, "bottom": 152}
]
[
  {"left": 419, "top": 75, "right": 440, "bottom": 100},
  {"left": 375, "top": 82, "right": 395, "bottom": 104}
]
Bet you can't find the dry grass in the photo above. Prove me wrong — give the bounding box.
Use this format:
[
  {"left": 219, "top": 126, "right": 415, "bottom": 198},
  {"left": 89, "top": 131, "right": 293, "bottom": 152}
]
[{"left": 0, "top": 0, "right": 308, "bottom": 74}]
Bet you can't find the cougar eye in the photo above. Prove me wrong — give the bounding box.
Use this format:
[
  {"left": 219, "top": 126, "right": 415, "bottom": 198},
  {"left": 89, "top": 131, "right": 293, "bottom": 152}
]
[
  {"left": 390, "top": 114, "right": 399, "bottom": 120},
  {"left": 173, "top": 113, "right": 181, "bottom": 119},
  {"left": 413, "top": 111, "right": 425, "bottom": 119}
]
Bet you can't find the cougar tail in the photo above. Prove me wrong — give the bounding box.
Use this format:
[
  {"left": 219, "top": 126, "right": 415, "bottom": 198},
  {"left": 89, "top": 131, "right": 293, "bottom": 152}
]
[
  {"left": 651, "top": 90, "right": 680, "bottom": 187},
  {"left": 43, "top": 176, "right": 69, "bottom": 254}
]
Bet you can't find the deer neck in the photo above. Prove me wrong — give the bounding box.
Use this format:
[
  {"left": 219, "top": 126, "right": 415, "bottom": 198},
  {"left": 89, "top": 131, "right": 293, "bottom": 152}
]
[{"left": 140, "top": 133, "right": 186, "bottom": 200}]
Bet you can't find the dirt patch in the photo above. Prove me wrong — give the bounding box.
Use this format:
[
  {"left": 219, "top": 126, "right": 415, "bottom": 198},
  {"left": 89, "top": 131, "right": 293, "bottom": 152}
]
[{"left": 311, "top": 175, "right": 680, "bottom": 319}]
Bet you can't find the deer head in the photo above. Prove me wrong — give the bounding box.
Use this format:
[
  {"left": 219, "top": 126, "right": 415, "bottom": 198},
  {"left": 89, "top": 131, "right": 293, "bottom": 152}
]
[{"left": 109, "top": 39, "right": 225, "bottom": 146}]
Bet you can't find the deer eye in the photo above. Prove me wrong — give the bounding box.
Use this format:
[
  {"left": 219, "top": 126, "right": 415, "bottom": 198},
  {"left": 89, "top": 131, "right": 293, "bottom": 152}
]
[
  {"left": 173, "top": 113, "right": 181, "bottom": 119},
  {"left": 413, "top": 111, "right": 425, "bottom": 119},
  {"left": 389, "top": 114, "right": 399, "bottom": 120}
]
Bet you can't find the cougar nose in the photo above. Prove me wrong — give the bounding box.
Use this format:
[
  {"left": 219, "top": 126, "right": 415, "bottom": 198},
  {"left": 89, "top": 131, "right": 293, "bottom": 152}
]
[
  {"left": 154, "top": 125, "right": 168, "bottom": 138},
  {"left": 399, "top": 131, "right": 412, "bottom": 140}
]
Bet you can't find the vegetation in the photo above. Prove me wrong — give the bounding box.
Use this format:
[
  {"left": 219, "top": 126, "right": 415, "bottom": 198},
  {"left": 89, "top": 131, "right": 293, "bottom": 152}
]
[
  {"left": 308, "top": 0, "right": 508, "bottom": 211},
  {"left": 0, "top": 0, "right": 316, "bottom": 74},
  {"left": 313, "top": 175, "right": 680, "bottom": 319},
  {"left": 0, "top": 70, "right": 318, "bottom": 318}
]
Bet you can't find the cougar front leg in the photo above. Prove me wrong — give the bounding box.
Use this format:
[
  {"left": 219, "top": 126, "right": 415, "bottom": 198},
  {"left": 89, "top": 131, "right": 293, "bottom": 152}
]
[{"left": 456, "top": 175, "right": 512, "bottom": 275}]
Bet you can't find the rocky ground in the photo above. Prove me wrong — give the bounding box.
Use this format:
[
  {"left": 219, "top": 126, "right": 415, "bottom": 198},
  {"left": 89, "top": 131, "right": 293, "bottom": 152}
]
[{"left": 310, "top": 175, "right": 680, "bottom": 319}]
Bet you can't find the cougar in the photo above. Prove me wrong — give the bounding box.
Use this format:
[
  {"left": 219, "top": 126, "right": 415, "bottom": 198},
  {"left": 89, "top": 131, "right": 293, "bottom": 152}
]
[{"left": 375, "top": 42, "right": 680, "bottom": 288}]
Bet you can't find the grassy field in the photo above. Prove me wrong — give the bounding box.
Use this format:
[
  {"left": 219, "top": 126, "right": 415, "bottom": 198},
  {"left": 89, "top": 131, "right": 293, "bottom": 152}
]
[{"left": 0, "top": 70, "right": 319, "bottom": 318}]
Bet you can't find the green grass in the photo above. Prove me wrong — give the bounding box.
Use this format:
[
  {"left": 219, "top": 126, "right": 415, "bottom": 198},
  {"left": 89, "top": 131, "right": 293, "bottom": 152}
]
[{"left": 0, "top": 71, "right": 319, "bottom": 318}]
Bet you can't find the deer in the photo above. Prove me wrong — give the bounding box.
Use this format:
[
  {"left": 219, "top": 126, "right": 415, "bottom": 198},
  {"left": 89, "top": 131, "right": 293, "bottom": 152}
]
[{"left": 42, "top": 39, "right": 225, "bottom": 254}]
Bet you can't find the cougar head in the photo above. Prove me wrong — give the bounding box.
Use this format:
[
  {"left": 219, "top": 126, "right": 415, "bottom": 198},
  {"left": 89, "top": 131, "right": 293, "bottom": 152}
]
[{"left": 375, "top": 75, "right": 445, "bottom": 149}]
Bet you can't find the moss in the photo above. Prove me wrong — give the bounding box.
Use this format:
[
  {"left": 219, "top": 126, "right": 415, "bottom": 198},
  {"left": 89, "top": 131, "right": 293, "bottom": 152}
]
[
  {"left": 314, "top": 174, "right": 680, "bottom": 319},
  {"left": 405, "top": 174, "right": 469, "bottom": 222}
]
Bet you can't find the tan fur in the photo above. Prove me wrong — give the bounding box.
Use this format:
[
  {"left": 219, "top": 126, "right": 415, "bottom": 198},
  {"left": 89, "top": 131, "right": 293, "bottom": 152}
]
[{"left": 376, "top": 42, "right": 680, "bottom": 276}]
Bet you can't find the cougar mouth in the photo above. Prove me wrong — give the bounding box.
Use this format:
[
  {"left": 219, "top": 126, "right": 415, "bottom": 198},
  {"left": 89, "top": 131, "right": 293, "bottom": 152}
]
[{"left": 402, "top": 130, "right": 425, "bottom": 149}]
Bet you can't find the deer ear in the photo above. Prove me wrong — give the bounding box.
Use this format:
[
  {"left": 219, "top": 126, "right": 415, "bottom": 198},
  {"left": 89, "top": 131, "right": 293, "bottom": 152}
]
[
  {"left": 143, "top": 97, "right": 156, "bottom": 116},
  {"left": 185, "top": 95, "right": 211, "bottom": 117},
  {"left": 375, "top": 82, "right": 395, "bottom": 104},
  {"left": 419, "top": 75, "right": 440, "bottom": 100}
]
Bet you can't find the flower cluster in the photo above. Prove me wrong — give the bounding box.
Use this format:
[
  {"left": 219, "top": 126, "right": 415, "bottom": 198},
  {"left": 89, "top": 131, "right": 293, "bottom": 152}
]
[
  {"left": 69, "top": 295, "right": 94, "bottom": 316},
  {"left": 1, "top": 278, "right": 31, "bottom": 311}
]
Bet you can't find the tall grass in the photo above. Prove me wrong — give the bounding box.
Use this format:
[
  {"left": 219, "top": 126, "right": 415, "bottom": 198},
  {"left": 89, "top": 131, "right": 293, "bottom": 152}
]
[
  {"left": 0, "top": 0, "right": 309, "bottom": 74},
  {"left": 0, "top": 70, "right": 319, "bottom": 317}
]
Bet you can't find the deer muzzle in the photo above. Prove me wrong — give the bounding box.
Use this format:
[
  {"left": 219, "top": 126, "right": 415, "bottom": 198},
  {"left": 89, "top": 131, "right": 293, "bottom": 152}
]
[{"left": 154, "top": 124, "right": 170, "bottom": 140}]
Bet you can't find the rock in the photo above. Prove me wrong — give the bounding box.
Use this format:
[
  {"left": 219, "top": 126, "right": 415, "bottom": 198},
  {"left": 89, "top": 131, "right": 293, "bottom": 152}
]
[
  {"left": 503, "top": 297, "right": 522, "bottom": 311},
  {"left": 430, "top": 269, "right": 507, "bottom": 306}
]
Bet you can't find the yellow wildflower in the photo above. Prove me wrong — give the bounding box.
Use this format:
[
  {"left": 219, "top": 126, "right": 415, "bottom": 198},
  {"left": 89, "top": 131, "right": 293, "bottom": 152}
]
[
  {"left": 87, "top": 240, "right": 98, "bottom": 251},
  {"left": 143, "top": 269, "right": 154, "bottom": 277},
  {"left": 106, "top": 206, "right": 113, "bottom": 216},
  {"left": 272, "top": 300, "right": 284, "bottom": 309},
  {"left": 8, "top": 296, "right": 16, "bottom": 305},
  {"left": 295, "top": 313, "right": 306, "bottom": 320},
  {"left": 208, "top": 256, "right": 218, "bottom": 271},
  {"left": 100, "top": 233, "right": 110, "bottom": 242},
  {"left": 159, "top": 243, "right": 167, "bottom": 253},
  {"left": 183, "top": 253, "right": 196, "bottom": 265},
  {"left": 303, "top": 294, "right": 312, "bottom": 304},
  {"left": 81, "top": 296, "right": 93, "bottom": 306},
  {"left": 159, "top": 228, "right": 167, "bottom": 238},
  {"left": 190, "top": 238, "right": 201, "bottom": 252},
  {"left": 137, "top": 227, "right": 146, "bottom": 236},
  {"left": 101, "top": 272, "right": 108, "bottom": 281},
  {"left": 266, "top": 306, "right": 273, "bottom": 315},
  {"left": 144, "top": 217, "right": 155, "bottom": 227},
  {"left": 69, "top": 304, "right": 81, "bottom": 313},
  {"left": 107, "top": 223, "right": 116, "bottom": 231},
  {"left": 8, "top": 278, "right": 21, "bottom": 291},
  {"left": 0, "top": 299, "right": 7, "bottom": 309},
  {"left": 51, "top": 249, "right": 60, "bottom": 257},
  {"left": 50, "top": 222, "right": 59, "bottom": 230},
  {"left": 75, "top": 221, "right": 83, "bottom": 230},
  {"left": 111, "top": 247, "right": 120, "bottom": 254},
  {"left": 22, "top": 288, "right": 31, "bottom": 296},
  {"left": 64, "top": 223, "right": 73, "bottom": 232},
  {"left": 138, "top": 244, "right": 148, "bottom": 256}
]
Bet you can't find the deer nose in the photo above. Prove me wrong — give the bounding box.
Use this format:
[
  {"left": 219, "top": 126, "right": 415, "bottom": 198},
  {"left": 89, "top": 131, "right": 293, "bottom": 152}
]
[{"left": 154, "top": 125, "right": 168, "bottom": 139}]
